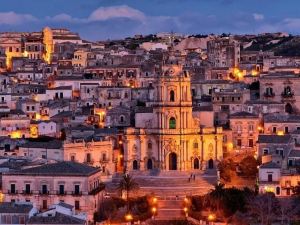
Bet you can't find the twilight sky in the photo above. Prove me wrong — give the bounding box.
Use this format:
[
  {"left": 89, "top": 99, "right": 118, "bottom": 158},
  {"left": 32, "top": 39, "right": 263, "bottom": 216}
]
[{"left": 1, "top": 0, "right": 300, "bottom": 40}]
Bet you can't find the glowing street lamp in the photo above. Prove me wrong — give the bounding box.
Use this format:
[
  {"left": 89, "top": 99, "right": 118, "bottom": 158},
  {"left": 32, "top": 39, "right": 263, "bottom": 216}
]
[
  {"left": 183, "top": 207, "right": 188, "bottom": 217},
  {"left": 125, "top": 213, "right": 133, "bottom": 223},
  {"left": 208, "top": 213, "right": 216, "bottom": 222},
  {"left": 152, "top": 197, "right": 157, "bottom": 204},
  {"left": 152, "top": 207, "right": 157, "bottom": 214}
]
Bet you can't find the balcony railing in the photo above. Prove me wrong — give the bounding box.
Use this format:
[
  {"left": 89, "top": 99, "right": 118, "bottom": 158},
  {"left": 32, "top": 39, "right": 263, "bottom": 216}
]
[
  {"left": 56, "top": 191, "right": 67, "bottom": 196},
  {"left": 22, "top": 190, "right": 33, "bottom": 195},
  {"left": 7, "top": 190, "right": 18, "bottom": 195},
  {"left": 264, "top": 92, "right": 275, "bottom": 97},
  {"left": 84, "top": 160, "right": 94, "bottom": 165},
  {"left": 281, "top": 92, "right": 294, "bottom": 98},
  {"left": 72, "top": 191, "right": 82, "bottom": 196},
  {"left": 39, "top": 191, "right": 50, "bottom": 195},
  {"left": 100, "top": 159, "right": 110, "bottom": 163},
  {"left": 88, "top": 183, "right": 105, "bottom": 195}
]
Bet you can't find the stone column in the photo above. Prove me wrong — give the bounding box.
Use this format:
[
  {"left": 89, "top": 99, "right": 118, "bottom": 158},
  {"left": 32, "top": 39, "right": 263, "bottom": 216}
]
[
  {"left": 140, "top": 137, "right": 145, "bottom": 171},
  {"left": 215, "top": 136, "right": 218, "bottom": 161}
]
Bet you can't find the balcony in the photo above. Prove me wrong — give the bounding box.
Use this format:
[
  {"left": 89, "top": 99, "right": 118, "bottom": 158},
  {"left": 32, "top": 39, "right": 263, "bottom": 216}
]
[
  {"left": 84, "top": 160, "right": 94, "bottom": 165},
  {"left": 22, "top": 190, "right": 33, "bottom": 195},
  {"left": 100, "top": 159, "right": 110, "bottom": 163},
  {"left": 7, "top": 190, "right": 18, "bottom": 195},
  {"left": 263, "top": 92, "right": 275, "bottom": 98},
  {"left": 39, "top": 191, "right": 50, "bottom": 195},
  {"left": 281, "top": 91, "right": 294, "bottom": 99},
  {"left": 72, "top": 191, "right": 82, "bottom": 196},
  {"left": 56, "top": 191, "right": 67, "bottom": 196},
  {"left": 88, "top": 183, "right": 105, "bottom": 195}
]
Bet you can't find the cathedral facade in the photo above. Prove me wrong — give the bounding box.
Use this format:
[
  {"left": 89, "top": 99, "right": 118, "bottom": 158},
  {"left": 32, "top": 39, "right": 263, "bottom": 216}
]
[{"left": 123, "top": 64, "right": 223, "bottom": 172}]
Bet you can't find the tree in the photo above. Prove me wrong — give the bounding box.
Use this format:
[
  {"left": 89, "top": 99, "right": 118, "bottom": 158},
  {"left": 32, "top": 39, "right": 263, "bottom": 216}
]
[
  {"left": 60, "top": 128, "right": 66, "bottom": 140},
  {"left": 218, "top": 159, "right": 235, "bottom": 182},
  {"left": 278, "top": 198, "right": 299, "bottom": 225},
  {"left": 239, "top": 156, "right": 258, "bottom": 177},
  {"left": 223, "top": 188, "right": 249, "bottom": 217},
  {"left": 117, "top": 174, "right": 139, "bottom": 212},
  {"left": 209, "top": 183, "right": 226, "bottom": 212},
  {"left": 247, "top": 193, "right": 278, "bottom": 225}
]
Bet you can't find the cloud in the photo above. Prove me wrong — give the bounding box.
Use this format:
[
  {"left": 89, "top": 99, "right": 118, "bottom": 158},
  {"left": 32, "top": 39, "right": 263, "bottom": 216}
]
[
  {"left": 88, "top": 5, "right": 146, "bottom": 22},
  {"left": 46, "top": 5, "right": 146, "bottom": 24},
  {"left": 253, "top": 13, "right": 264, "bottom": 21},
  {"left": 0, "top": 11, "right": 36, "bottom": 25}
]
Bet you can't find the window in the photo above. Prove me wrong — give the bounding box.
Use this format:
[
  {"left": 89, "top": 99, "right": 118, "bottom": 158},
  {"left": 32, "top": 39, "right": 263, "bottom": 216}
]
[
  {"left": 74, "top": 185, "right": 80, "bottom": 195},
  {"left": 102, "top": 153, "right": 107, "bottom": 161},
  {"left": 276, "top": 149, "right": 284, "bottom": 157},
  {"left": 25, "top": 184, "right": 31, "bottom": 194},
  {"left": 120, "top": 115, "right": 124, "bottom": 123},
  {"left": 75, "top": 200, "right": 80, "bottom": 210},
  {"left": 237, "top": 139, "right": 242, "bottom": 147},
  {"left": 86, "top": 153, "right": 91, "bottom": 163},
  {"left": 169, "top": 117, "right": 176, "bottom": 129},
  {"left": 193, "top": 142, "right": 198, "bottom": 149},
  {"left": 42, "top": 200, "right": 47, "bottom": 209},
  {"left": 268, "top": 174, "right": 273, "bottom": 182},
  {"left": 276, "top": 187, "right": 281, "bottom": 195},
  {"left": 191, "top": 89, "right": 196, "bottom": 97},
  {"left": 285, "top": 127, "right": 289, "bottom": 134},
  {"left": 19, "top": 216, "right": 25, "bottom": 224},
  {"left": 263, "top": 148, "right": 269, "bottom": 155},
  {"left": 248, "top": 124, "right": 254, "bottom": 131},
  {"left": 10, "top": 184, "right": 16, "bottom": 194},
  {"left": 170, "top": 90, "right": 175, "bottom": 102},
  {"left": 71, "top": 155, "right": 75, "bottom": 161},
  {"left": 272, "top": 127, "right": 277, "bottom": 133},
  {"left": 42, "top": 185, "right": 48, "bottom": 194},
  {"left": 248, "top": 139, "right": 253, "bottom": 147},
  {"left": 148, "top": 142, "right": 152, "bottom": 151},
  {"left": 59, "top": 185, "right": 64, "bottom": 195}
]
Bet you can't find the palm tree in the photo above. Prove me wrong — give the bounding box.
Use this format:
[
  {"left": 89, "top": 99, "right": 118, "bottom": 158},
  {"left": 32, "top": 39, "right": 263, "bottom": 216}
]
[
  {"left": 209, "top": 183, "right": 226, "bottom": 212},
  {"left": 117, "top": 174, "right": 139, "bottom": 211}
]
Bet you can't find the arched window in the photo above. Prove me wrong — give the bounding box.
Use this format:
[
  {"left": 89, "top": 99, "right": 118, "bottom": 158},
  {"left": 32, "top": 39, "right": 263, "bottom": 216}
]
[
  {"left": 193, "top": 141, "right": 198, "bottom": 149},
  {"left": 170, "top": 90, "right": 175, "bottom": 102},
  {"left": 148, "top": 142, "right": 152, "bottom": 151},
  {"left": 169, "top": 117, "right": 176, "bottom": 129},
  {"left": 120, "top": 115, "right": 124, "bottom": 123},
  {"left": 276, "top": 186, "right": 281, "bottom": 195},
  {"left": 285, "top": 86, "right": 291, "bottom": 94},
  {"left": 133, "top": 160, "right": 138, "bottom": 170}
]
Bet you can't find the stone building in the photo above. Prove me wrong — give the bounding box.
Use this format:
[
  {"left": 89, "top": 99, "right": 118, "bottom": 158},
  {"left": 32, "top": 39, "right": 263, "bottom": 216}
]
[
  {"left": 260, "top": 73, "right": 300, "bottom": 113},
  {"left": 2, "top": 161, "right": 104, "bottom": 223},
  {"left": 123, "top": 63, "right": 223, "bottom": 172},
  {"left": 207, "top": 37, "right": 240, "bottom": 68},
  {"left": 229, "top": 111, "right": 260, "bottom": 151}
]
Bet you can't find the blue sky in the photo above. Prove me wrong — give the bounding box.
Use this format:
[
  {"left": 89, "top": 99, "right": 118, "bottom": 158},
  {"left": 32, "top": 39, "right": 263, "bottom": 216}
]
[{"left": 1, "top": 0, "right": 300, "bottom": 40}]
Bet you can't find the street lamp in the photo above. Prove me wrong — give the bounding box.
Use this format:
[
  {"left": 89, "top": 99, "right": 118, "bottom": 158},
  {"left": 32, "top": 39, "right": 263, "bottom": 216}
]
[
  {"left": 125, "top": 213, "right": 133, "bottom": 224},
  {"left": 183, "top": 207, "right": 188, "bottom": 217},
  {"left": 208, "top": 213, "right": 216, "bottom": 222},
  {"left": 152, "top": 197, "right": 157, "bottom": 204}
]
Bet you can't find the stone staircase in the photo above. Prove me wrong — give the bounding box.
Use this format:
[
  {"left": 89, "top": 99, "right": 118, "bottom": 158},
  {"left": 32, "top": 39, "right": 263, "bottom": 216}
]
[
  {"left": 155, "top": 199, "right": 184, "bottom": 220},
  {"left": 105, "top": 170, "right": 218, "bottom": 198}
]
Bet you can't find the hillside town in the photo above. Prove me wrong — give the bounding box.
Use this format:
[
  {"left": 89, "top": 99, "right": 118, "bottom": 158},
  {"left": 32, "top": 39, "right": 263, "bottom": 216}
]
[{"left": 0, "top": 27, "right": 300, "bottom": 224}]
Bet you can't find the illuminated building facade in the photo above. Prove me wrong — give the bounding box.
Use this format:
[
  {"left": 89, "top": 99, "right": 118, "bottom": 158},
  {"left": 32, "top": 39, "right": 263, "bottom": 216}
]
[{"left": 123, "top": 63, "right": 223, "bottom": 171}]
